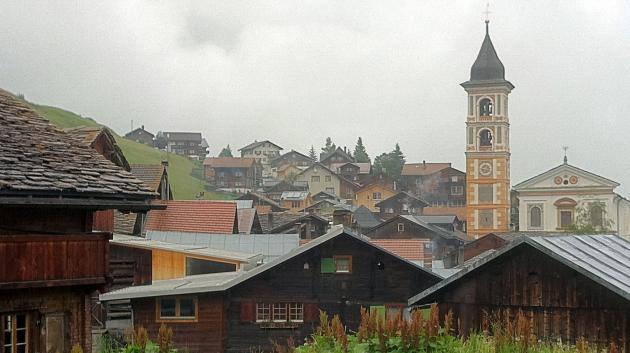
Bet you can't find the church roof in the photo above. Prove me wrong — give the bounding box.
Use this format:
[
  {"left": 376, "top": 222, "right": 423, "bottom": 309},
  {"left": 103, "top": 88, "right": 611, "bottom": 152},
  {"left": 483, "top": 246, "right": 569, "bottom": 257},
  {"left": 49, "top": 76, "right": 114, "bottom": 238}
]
[
  {"left": 462, "top": 22, "right": 513, "bottom": 90},
  {"left": 513, "top": 161, "right": 620, "bottom": 191}
]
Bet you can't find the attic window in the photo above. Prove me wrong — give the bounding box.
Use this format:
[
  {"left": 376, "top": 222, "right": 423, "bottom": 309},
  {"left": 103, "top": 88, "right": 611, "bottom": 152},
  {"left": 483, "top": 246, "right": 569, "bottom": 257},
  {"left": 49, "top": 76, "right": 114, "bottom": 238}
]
[
  {"left": 397, "top": 223, "right": 405, "bottom": 232},
  {"left": 333, "top": 256, "right": 352, "bottom": 273}
]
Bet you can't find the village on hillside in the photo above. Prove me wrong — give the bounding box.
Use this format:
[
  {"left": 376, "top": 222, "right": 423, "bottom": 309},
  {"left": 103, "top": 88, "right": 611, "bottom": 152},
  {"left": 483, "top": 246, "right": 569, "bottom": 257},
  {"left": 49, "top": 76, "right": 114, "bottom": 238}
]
[{"left": 0, "top": 7, "right": 628, "bottom": 353}]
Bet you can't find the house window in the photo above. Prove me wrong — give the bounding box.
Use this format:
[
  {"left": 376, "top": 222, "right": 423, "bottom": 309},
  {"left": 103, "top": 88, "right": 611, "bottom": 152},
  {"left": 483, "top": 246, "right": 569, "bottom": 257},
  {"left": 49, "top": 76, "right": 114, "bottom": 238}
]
[
  {"left": 478, "top": 184, "right": 493, "bottom": 203},
  {"left": 311, "top": 176, "right": 320, "bottom": 182},
  {"left": 334, "top": 256, "right": 352, "bottom": 273},
  {"left": 451, "top": 176, "right": 459, "bottom": 182},
  {"left": 450, "top": 186, "right": 463, "bottom": 195},
  {"left": 325, "top": 187, "right": 335, "bottom": 194},
  {"left": 325, "top": 175, "right": 331, "bottom": 182},
  {"left": 373, "top": 192, "right": 382, "bottom": 200},
  {"left": 256, "top": 303, "right": 271, "bottom": 322},
  {"left": 2, "top": 314, "right": 28, "bottom": 353},
  {"left": 291, "top": 201, "right": 301, "bottom": 208},
  {"left": 529, "top": 205, "right": 543, "bottom": 229},
  {"left": 288, "top": 303, "right": 304, "bottom": 322},
  {"left": 397, "top": 223, "right": 405, "bottom": 232},
  {"left": 157, "top": 297, "right": 197, "bottom": 321},
  {"left": 386, "top": 208, "right": 394, "bottom": 214},
  {"left": 273, "top": 304, "right": 287, "bottom": 322}
]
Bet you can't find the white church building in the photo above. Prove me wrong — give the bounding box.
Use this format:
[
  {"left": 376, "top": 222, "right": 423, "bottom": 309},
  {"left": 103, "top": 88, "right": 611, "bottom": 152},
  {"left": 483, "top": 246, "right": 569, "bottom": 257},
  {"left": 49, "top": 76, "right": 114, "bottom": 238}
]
[{"left": 513, "top": 158, "right": 630, "bottom": 239}]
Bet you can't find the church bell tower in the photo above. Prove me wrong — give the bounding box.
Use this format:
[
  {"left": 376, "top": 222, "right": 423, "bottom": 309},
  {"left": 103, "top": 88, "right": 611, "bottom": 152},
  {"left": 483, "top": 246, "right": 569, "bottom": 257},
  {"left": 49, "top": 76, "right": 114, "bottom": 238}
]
[{"left": 463, "top": 20, "right": 514, "bottom": 238}]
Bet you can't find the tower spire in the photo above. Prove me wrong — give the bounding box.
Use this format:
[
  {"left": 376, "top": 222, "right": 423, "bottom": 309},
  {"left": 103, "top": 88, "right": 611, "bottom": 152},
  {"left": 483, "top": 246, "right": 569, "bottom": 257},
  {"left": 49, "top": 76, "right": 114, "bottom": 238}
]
[{"left": 483, "top": 2, "right": 491, "bottom": 34}]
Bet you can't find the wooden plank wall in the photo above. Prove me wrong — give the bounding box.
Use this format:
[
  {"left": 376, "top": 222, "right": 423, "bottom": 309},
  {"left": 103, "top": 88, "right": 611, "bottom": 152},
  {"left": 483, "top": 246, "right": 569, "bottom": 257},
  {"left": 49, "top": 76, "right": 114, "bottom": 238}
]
[
  {"left": 152, "top": 249, "right": 186, "bottom": 280},
  {"left": 436, "top": 245, "right": 629, "bottom": 352},
  {"left": 0, "top": 234, "right": 109, "bottom": 287},
  {"left": 133, "top": 294, "right": 226, "bottom": 353}
]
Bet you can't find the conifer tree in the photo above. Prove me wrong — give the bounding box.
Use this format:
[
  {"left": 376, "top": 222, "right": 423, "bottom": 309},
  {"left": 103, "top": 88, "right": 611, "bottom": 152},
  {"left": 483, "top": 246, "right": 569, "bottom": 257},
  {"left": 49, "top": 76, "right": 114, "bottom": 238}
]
[{"left": 353, "top": 137, "right": 370, "bottom": 163}]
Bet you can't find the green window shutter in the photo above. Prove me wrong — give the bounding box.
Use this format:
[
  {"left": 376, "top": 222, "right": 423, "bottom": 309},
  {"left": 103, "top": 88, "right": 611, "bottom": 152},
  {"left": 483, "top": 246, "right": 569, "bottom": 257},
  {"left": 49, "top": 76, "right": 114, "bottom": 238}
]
[
  {"left": 321, "top": 258, "right": 335, "bottom": 273},
  {"left": 369, "top": 306, "right": 386, "bottom": 322}
]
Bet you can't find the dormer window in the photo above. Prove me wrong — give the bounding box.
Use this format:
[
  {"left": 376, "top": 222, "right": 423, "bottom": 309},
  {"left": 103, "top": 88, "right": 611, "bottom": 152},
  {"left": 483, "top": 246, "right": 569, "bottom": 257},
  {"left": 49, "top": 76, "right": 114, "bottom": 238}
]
[{"left": 479, "top": 98, "right": 494, "bottom": 116}]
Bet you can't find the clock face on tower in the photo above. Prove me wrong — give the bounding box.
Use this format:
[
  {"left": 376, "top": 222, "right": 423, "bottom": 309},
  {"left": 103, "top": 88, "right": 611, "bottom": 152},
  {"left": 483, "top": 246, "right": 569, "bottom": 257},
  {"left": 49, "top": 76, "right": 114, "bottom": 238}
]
[{"left": 479, "top": 161, "right": 493, "bottom": 177}]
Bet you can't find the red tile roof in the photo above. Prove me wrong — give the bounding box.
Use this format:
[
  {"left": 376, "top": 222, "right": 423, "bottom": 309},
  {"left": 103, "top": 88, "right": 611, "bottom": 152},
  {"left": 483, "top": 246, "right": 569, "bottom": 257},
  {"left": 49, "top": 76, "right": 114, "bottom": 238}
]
[
  {"left": 401, "top": 163, "right": 451, "bottom": 176},
  {"left": 370, "top": 239, "right": 428, "bottom": 262},
  {"left": 145, "top": 200, "right": 237, "bottom": 234}
]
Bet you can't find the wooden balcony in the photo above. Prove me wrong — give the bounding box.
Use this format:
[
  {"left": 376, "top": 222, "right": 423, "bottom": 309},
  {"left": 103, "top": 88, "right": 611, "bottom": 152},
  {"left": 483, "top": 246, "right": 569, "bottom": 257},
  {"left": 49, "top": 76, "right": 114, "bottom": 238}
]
[{"left": 0, "top": 232, "right": 110, "bottom": 289}]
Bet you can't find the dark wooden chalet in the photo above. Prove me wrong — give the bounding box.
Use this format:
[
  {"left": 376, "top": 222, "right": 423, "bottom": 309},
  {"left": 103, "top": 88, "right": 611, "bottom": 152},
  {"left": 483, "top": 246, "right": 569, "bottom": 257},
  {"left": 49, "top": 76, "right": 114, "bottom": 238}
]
[
  {"left": 319, "top": 147, "right": 355, "bottom": 167},
  {"left": 269, "top": 150, "right": 313, "bottom": 170},
  {"left": 100, "top": 227, "right": 443, "bottom": 353},
  {"left": 124, "top": 125, "right": 155, "bottom": 145},
  {"left": 237, "top": 192, "right": 287, "bottom": 213},
  {"left": 409, "top": 235, "right": 630, "bottom": 352},
  {"left": 263, "top": 180, "right": 308, "bottom": 202},
  {"left": 203, "top": 157, "right": 261, "bottom": 190},
  {"left": 363, "top": 215, "right": 467, "bottom": 267},
  {"left": 267, "top": 213, "right": 329, "bottom": 240},
  {"left": 0, "top": 90, "right": 158, "bottom": 353},
  {"left": 400, "top": 163, "right": 466, "bottom": 208},
  {"left": 374, "top": 192, "right": 428, "bottom": 220}
]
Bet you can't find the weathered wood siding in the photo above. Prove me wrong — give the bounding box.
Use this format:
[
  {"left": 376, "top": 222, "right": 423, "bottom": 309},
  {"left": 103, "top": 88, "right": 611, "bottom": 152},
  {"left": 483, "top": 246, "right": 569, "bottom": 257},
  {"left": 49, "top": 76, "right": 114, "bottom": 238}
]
[
  {"left": 110, "top": 244, "right": 152, "bottom": 287},
  {"left": 0, "top": 233, "right": 109, "bottom": 288},
  {"left": 152, "top": 249, "right": 187, "bottom": 280},
  {"left": 133, "top": 294, "right": 226, "bottom": 353},
  {"left": 435, "top": 245, "right": 629, "bottom": 352},
  {"left": 226, "top": 234, "right": 440, "bottom": 353}
]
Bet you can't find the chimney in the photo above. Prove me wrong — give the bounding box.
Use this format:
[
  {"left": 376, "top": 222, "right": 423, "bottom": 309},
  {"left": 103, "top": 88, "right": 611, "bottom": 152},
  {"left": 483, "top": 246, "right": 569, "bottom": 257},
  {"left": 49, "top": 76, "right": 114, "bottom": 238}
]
[
  {"left": 423, "top": 160, "right": 426, "bottom": 168},
  {"left": 161, "top": 160, "right": 169, "bottom": 168},
  {"left": 141, "top": 125, "right": 145, "bottom": 130}
]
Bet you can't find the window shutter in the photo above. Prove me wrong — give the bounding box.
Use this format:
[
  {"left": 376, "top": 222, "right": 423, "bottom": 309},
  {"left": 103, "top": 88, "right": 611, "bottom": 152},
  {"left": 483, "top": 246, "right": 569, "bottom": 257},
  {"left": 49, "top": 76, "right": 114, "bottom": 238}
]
[
  {"left": 320, "top": 258, "right": 335, "bottom": 273},
  {"left": 303, "top": 303, "right": 320, "bottom": 323},
  {"left": 240, "top": 301, "right": 255, "bottom": 323}
]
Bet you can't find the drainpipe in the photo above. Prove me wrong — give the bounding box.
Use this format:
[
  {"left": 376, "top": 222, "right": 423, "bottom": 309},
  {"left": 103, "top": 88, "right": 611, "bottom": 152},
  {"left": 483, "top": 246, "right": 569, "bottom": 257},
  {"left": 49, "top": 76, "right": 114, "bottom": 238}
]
[{"left": 614, "top": 195, "right": 620, "bottom": 236}]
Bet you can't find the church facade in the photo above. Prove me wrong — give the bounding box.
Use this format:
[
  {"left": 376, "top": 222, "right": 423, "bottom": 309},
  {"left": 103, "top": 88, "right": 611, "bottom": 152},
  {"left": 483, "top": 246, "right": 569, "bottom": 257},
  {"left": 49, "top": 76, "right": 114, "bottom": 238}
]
[
  {"left": 463, "top": 21, "right": 514, "bottom": 238},
  {"left": 513, "top": 160, "right": 630, "bottom": 239}
]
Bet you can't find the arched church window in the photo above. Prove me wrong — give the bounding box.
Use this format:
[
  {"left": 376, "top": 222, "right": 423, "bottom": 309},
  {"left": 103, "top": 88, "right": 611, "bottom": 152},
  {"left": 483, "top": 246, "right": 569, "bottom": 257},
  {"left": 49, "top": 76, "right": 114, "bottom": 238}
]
[
  {"left": 479, "top": 129, "right": 493, "bottom": 147},
  {"left": 479, "top": 98, "right": 494, "bottom": 116},
  {"left": 590, "top": 204, "right": 603, "bottom": 228},
  {"left": 530, "top": 206, "right": 542, "bottom": 228}
]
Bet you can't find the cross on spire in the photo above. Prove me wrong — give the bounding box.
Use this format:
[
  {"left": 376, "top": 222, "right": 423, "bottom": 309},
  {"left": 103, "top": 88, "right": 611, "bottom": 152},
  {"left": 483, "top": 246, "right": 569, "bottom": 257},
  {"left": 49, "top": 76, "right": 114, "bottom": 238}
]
[
  {"left": 483, "top": 2, "right": 492, "bottom": 33},
  {"left": 562, "top": 146, "right": 569, "bottom": 164}
]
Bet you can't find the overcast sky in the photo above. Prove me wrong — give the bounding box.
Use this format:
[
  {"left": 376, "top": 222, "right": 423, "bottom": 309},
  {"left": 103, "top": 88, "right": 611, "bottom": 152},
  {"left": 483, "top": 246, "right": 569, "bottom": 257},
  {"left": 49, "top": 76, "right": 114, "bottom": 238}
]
[{"left": 1, "top": 1, "right": 629, "bottom": 191}]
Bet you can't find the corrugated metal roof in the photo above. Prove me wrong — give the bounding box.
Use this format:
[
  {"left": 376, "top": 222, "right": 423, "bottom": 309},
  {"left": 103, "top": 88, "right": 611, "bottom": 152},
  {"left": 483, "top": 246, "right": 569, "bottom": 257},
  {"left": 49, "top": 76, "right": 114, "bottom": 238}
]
[
  {"left": 101, "top": 226, "right": 442, "bottom": 301},
  {"left": 147, "top": 230, "right": 300, "bottom": 262},
  {"left": 409, "top": 234, "right": 630, "bottom": 306},
  {"left": 111, "top": 234, "right": 262, "bottom": 263},
  {"left": 280, "top": 191, "right": 309, "bottom": 200}
]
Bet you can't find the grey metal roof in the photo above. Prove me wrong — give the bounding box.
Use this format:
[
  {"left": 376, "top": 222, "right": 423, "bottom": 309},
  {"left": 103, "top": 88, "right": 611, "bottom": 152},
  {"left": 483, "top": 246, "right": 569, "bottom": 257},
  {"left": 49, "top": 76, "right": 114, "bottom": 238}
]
[
  {"left": 409, "top": 234, "right": 630, "bottom": 306},
  {"left": 469, "top": 23, "right": 505, "bottom": 81},
  {"left": 280, "top": 191, "right": 309, "bottom": 201},
  {"left": 146, "top": 231, "right": 300, "bottom": 262},
  {"left": 111, "top": 234, "right": 262, "bottom": 263},
  {"left": 353, "top": 206, "right": 381, "bottom": 229},
  {"left": 101, "top": 226, "right": 442, "bottom": 301}
]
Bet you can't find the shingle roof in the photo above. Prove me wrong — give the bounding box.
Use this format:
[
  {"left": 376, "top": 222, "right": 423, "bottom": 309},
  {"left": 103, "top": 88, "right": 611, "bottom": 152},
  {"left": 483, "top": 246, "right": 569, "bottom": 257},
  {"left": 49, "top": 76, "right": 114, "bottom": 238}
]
[
  {"left": 203, "top": 157, "right": 256, "bottom": 168},
  {"left": 114, "top": 211, "right": 138, "bottom": 235},
  {"left": 401, "top": 163, "right": 451, "bottom": 176},
  {"left": 237, "top": 208, "right": 257, "bottom": 234},
  {"left": 130, "top": 164, "right": 166, "bottom": 192},
  {"left": 101, "top": 226, "right": 441, "bottom": 301},
  {"left": 374, "top": 192, "right": 429, "bottom": 208},
  {"left": 409, "top": 234, "right": 630, "bottom": 306},
  {"left": 145, "top": 200, "right": 237, "bottom": 234},
  {"left": 0, "top": 90, "right": 156, "bottom": 207},
  {"left": 64, "top": 126, "right": 131, "bottom": 172},
  {"left": 353, "top": 206, "right": 381, "bottom": 229},
  {"left": 320, "top": 147, "right": 355, "bottom": 164},
  {"left": 370, "top": 239, "right": 427, "bottom": 262}
]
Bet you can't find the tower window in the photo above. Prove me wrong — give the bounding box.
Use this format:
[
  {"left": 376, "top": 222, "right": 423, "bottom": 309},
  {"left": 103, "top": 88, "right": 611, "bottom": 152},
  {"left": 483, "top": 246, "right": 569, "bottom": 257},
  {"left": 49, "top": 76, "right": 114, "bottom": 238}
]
[
  {"left": 479, "top": 129, "right": 493, "bottom": 147},
  {"left": 479, "top": 98, "right": 494, "bottom": 116}
]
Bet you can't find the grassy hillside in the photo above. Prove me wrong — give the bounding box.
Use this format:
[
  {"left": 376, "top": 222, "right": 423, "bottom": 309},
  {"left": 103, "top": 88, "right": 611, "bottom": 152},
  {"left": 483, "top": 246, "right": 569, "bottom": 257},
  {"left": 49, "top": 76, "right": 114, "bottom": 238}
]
[{"left": 30, "top": 103, "right": 233, "bottom": 200}]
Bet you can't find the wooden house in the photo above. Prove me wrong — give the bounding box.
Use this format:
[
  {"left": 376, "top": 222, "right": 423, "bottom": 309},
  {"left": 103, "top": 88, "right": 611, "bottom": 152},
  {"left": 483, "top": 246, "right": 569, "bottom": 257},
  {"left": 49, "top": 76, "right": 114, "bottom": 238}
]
[
  {"left": 363, "top": 215, "right": 467, "bottom": 267},
  {"left": 339, "top": 177, "right": 361, "bottom": 202},
  {"left": 237, "top": 192, "right": 287, "bottom": 213},
  {"left": 400, "top": 162, "right": 466, "bottom": 208},
  {"left": 145, "top": 200, "right": 239, "bottom": 234},
  {"left": 268, "top": 214, "right": 329, "bottom": 240},
  {"left": 100, "top": 227, "right": 443, "bottom": 353},
  {"left": 263, "top": 180, "right": 307, "bottom": 202},
  {"left": 319, "top": 147, "right": 355, "bottom": 167},
  {"left": 329, "top": 162, "right": 371, "bottom": 183},
  {"left": 409, "top": 235, "right": 630, "bottom": 351},
  {"left": 124, "top": 125, "right": 155, "bottom": 145},
  {"left": 162, "top": 131, "right": 209, "bottom": 160},
  {"left": 203, "top": 157, "right": 261, "bottom": 190},
  {"left": 0, "top": 90, "right": 158, "bottom": 353},
  {"left": 270, "top": 150, "right": 313, "bottom": 170},
  {"left": 279, "top": 191, "right": 312, "bottom": 213},
  {"left": 276, "top": 164, "right": 303, "bottom": 181},
  {"left": 355, "top": 183, "right": 397, "bottom": 212},
  {"left": 374, "top": 192, "right": 428, "bottom": 219}
]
